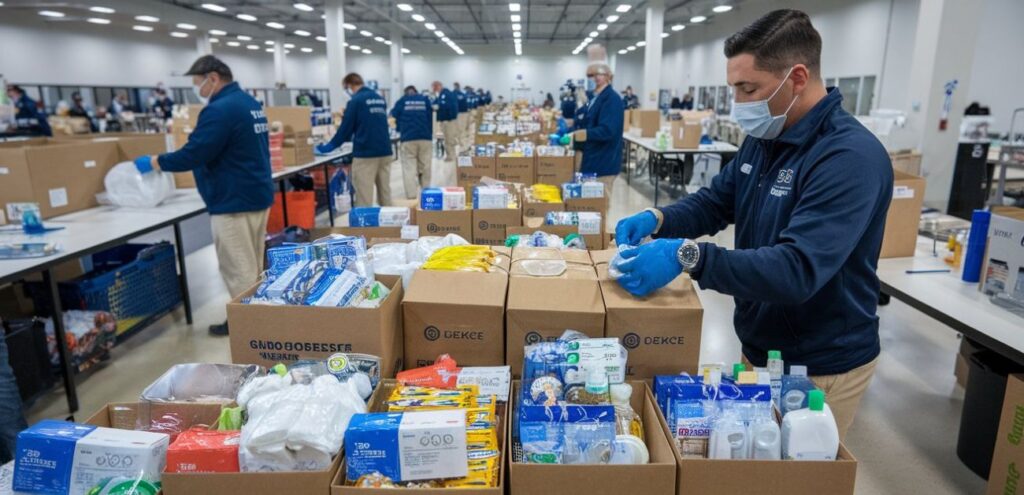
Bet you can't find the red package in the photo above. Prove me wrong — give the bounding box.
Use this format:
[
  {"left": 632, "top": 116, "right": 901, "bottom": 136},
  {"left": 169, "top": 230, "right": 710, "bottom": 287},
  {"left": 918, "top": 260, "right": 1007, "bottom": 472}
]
[
  {"left": 165, "top": 428, "right": 241, "bottom": 473},
  {"left": 396, "top": 354, "right": 461, "bottom": 388}
]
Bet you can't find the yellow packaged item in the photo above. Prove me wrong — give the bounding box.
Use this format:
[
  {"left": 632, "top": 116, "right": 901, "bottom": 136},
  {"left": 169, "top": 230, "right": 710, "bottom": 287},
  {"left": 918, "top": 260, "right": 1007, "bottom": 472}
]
[
  {"left": 466, "top": 429, "right": 500, "bottom": 460},
  {"left": 529, "top": 184, "right": 562, "bottom": 203},
  {"left": 443, "top": 458, "right": 499, "bottom": 488},
  {"left": 421, "top": 246, "right": 497, "bottom": 272}
]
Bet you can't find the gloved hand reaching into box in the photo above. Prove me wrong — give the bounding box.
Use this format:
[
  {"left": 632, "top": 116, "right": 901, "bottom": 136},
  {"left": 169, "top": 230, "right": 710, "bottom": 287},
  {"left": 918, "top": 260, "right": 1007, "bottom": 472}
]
[
  {"left": 615, "top": 238, "right": 683, "bottom": 297},
  {"left": 615, "top": 210, "right": 658, "bottom": 247},
  {"left": 315, "top": 143, "right": 334, "bottom": 156},
  {"left": 133, "top": 155, "right": 154, "bottom": 174}
]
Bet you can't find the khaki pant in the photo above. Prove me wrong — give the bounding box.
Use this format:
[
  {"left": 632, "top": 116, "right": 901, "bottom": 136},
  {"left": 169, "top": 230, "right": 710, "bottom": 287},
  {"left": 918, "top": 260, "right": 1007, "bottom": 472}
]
[
  {"left": 211, "top": 209, "right": 269, "bottom": 298},
  {"left": 351, "top": 156, "right": 393, "bottom": 207},
  {"left": 440, "top": 119, "right": 461, "bottom": 161},
  {"left": 743, "top": 354, "right": 878, "bottom": 442},
  {"left": 596, "top": 174, "right": 616, "bottom": 199},
  {"left": 456, "top": 113, "right": 470, "bottom": 148},
  {"left": 464, "top": 110, "right": 477, "bottom": 146},
  {"left": 400, "top": 140, "right": 433, "bottom": 199}
]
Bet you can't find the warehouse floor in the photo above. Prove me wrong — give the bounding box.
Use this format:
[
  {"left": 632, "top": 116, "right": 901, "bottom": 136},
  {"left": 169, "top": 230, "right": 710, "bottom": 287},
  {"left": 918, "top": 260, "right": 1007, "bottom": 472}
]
[{"left": 26, "top": 156, "right": 986, "bottom": 494}]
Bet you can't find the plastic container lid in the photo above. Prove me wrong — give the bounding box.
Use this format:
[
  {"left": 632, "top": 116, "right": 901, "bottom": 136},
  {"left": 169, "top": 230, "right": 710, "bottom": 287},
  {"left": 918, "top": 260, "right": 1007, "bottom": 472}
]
[
  {"left": 733, "top": 363, "right": 745, "bottom": 378},
  {"left": 609, "top": 435, "right": 650, "bottom": 464},
  {"left": 768, "top": 350, "right": 782, "bottom": 360},
  {"left": 586, "top": 369, "right": 609, "bottom": 394},
  {"left": 808, "top": 389, "right": 825, "bottom": 411}
]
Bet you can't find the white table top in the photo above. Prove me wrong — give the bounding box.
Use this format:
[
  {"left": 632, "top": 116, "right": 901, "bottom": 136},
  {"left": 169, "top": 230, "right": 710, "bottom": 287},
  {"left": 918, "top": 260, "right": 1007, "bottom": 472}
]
[
  {"left": 622, "top": 133, "right": 739, "bottom": 154},
  {"left": 877, "top": 235, "right": 1024, "bottom": 360},
  {"left": 0, "top": 189, "right": 207, "bottom": 283},
  {"left": 270, "top": 147, "right": 349, "bottom": 180}
]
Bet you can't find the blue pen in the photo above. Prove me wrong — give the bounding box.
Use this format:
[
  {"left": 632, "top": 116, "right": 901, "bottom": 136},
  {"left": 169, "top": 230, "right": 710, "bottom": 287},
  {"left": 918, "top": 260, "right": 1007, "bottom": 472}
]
[{"left": 905, "top": 269, "right": 951, "bottom": 274}]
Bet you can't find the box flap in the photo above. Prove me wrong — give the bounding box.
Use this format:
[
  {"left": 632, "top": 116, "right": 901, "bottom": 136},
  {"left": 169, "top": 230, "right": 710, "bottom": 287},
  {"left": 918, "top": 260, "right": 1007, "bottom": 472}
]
[
  {"left": 404, "top": 270, "right": 508, "bottom": 307},
  {"left": 506, "top": 276, "right": 603, "bottom": 313},
  {"left": 600, "top": 275, "right": 699, "bottom": 310}
]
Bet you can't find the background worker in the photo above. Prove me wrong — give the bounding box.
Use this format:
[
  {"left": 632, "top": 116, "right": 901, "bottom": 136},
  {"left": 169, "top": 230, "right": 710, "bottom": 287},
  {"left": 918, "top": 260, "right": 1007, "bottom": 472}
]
[
  {"left": 151, "top": 88, "right": 174, "bottom": 119},
  {"left": 68, "top": 91, "right": 97, "bottom": 132},
  {"left": 318, "top": 72, "right": 393, "bottom": 207},
  {"left": 622, "top": 85, "right": 640, "bottom": 110},
  {"left": 560, "top": 85, "right": 577, "bottom": 127},
  {"left": 465, "top": 85, "right": 478, "bottom": 144},
  {"left": 574, "top": 61, "right": 624, "bottom": 197},
  {"left": 391, "top": 85, "right": 434, "bottom": 199},
  {"left": 5, "top": 85, "right": 51, "bottom": 136},
  {"left": 453, "top": 82, "right": 469, "bottom": 149},
  {"left": 613, "top": 9, "right": 892, "bottom": 441},
  {"left": 432, "top": 80, "right": 460, "bottom": 164},
  {"left": 132, "top": 55, "right": 273, "bottom": 337}
]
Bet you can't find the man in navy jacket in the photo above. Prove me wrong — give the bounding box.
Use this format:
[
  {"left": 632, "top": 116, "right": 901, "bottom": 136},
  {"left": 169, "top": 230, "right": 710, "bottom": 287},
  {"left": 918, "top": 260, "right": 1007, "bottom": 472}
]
[
  {"left": 391, "top": 85, "right": 433, "bottom": 198},
  {"left": 319, "top": 73, "right": 393, "bottom": 207},
  {"left": 6, "top": 85, "right": 52, "bottom": 136},
  {"left": 432, "top": 81, "right": 460, "bottom": 163},
  {"left": 614, "top": 10, "right": 892, "bottom": 440},
  {"left": 453, "top": 82, "right": 470, "bottom": 149},
  {"left": 134, "top": 55, "right": 273, "bottom": 336},
  {"left": 574, "top": 61, "right": 624, "bottom": 197}
]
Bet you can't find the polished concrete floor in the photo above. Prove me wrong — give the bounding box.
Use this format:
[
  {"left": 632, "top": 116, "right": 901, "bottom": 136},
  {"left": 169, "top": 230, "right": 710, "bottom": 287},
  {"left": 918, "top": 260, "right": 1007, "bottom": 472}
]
[{"left": 25, "top": 155, "right": 987, "bottom": 494}]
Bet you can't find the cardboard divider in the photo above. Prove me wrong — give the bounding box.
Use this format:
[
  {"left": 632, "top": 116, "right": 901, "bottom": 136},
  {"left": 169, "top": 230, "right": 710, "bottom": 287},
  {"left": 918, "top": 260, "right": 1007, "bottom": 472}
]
[
  {"left": 987, "top": 373, "right": 1024, "bottom": 494},
  {"left": 508, "top": 381, "right": 677, "bottom": 495},
  {"left": 331, "top": 379, "right": 508, "bottom": 495},
  {"left": 226, "top": 275, "right": 405, "bottom": 377},
  {"left": 650, "top": 391, "right": 857, "bottom": 495}
]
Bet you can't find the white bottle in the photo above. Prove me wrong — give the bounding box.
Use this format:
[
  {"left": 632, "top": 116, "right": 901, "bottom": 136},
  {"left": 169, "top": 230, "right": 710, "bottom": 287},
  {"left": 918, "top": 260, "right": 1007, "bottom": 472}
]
[
  {"left": 750, "top": 420, "right": 782, "bottom": 460},
  {"left": 708, "top": 412, "right": 748, "bottom": 460},
  {"left": 767, "top": 350, "right": 784, "bottom": 407},
  {"left": 781, "top": 389, "right": 839, "bottom": 461}
]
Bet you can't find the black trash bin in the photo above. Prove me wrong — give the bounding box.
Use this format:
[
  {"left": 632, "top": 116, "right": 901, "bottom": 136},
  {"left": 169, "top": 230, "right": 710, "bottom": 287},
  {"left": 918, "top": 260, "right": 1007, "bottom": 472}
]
[{"left": 958, "top": 349, "right": 1024, "bottom": 478}]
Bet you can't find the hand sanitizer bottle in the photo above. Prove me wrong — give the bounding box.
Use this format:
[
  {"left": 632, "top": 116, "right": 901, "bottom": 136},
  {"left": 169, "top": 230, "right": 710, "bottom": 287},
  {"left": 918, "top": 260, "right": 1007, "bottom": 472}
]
[
  {"left": 781, "top": 389, "right": 839, "bottom": 461},
  {"left": 767, "top": 350, "right": 784, "bottom": 407}
]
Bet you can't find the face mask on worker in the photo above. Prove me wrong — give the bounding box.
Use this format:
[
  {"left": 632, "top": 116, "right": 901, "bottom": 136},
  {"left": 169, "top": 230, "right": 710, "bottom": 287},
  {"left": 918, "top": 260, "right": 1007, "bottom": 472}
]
[
  {"left": 586, "top": 77, "right": 597, "bottom": 92},
  {"left": 192, "top": 77, "right": 212, "bottom": 104},
  {"left": 344, "top": 86, "right": 354, "bottom": 97},
  {"left": 730, "top": 66, "right": 799, "bottom": 140}
]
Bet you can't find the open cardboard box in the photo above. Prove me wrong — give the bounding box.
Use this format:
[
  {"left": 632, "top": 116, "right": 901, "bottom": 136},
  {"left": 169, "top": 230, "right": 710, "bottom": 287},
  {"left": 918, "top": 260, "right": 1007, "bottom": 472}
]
[
  {"left": 0, "top": 139, "right": 120, "bottom": 219},
  {"left": 331, "top": 379, "right": 508, "bottom": 495},
  {"left": 508, "top": 381, "right": 677, "bottom": 495},
  {"left": 536, "top": 155, "right": 575, "bottom": 186},
  {"left": 418, "top": 208, "right": 474, "bottom": 240},
  {"left": 507, "top": 217, "right": 607, "bottom": 250},
  {"left": 495, "top": 156, "right": 536, "bottom": 184},
  {"left": 651, "top": 393, "right": 858, "bottom": 495},
  {"left": 457, "top": 156, "right": 497, "bottom": 190},
  {"left": 226, "top": 275, "right": 405, "bottom": 377}
]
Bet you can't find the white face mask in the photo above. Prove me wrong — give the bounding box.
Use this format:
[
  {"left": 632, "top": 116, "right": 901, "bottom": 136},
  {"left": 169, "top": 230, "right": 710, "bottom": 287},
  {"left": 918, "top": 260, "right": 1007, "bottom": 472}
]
[
  {"left": 192, "top": 77, "right": 211, "bottom": 104},
  {"left": 730, "top": 66, "right": 799, "bottom": 140},
  {"left": 344, "top": 87, "right": 354, "bottom": 97}
]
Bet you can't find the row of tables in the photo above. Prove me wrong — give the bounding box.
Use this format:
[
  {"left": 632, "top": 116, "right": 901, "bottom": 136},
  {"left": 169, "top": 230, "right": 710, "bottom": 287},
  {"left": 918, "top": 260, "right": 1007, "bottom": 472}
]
[{"left": 620, "top": 133, "right": 739, "bottom": 207}]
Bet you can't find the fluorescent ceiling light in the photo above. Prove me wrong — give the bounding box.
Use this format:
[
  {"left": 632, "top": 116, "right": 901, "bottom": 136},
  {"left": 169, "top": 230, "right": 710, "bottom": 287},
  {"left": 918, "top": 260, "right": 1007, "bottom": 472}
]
[
  {"left": 690, "top": 15, "right": 707, "bottom": 23},
  {"left": 170, "top": 31, "right": 189, "bottom": 38},
  {"left": 285, "top": 49, "right": 291, "bottom": 54},
  {"left": 671, "top": 24, "right": 685, "bottom": 31},
  {"left": 661, "top": 32, "right": 670, "bottom": 38},
  {"left": 583, "top": 37, "right": 592, "bottom": 43},
  {"left": 509, "top": 3, "right": 521, "bottom": 12},
  {"left": 424, "top": 22, "right": 436, "bottom": 30},
  {"left": 589, "top": 31, "right": 598, "bottom": 37},
  {"left": 349, "top": 44, "right": 360, "bottom": 50},
  {"left": 265, "top": 40, "right": 275, "bottom": 45},
  {"left": 133, "top": 25, "right": 154, "bottom": 32},
  {"left": 360, "top": 30, "right": 372, "bottom": 36},
  {"left": 38, "top": 10, "right": 64, "bottom": 17},
  {"left": 284, "top": 42, "right": 295, "bottom": 48},
  {"left": 266, "top": 22, "right": 285, "bottom": 29},
  {"left": 89, "top": 6, "right": 115, "bottom": 14},
  {"left": 210, "top": 38, "right": 219, "bottom": 43},
  {"left": 512, "top": 31, "right": 521, "bottom": 38},
  {"left": 712, "top": 5, "right": 733, "bottom": 13},
  {"left": 236, "top": 13, "right": 257, "bottom": 21},
  {"left": 343, "top": 23, "right": 356, "bottom": 30},
  {"left": 201, "top": 3, "right": 226, "bottom": 12},
  {"left": 237, "top": 34, "right": 252, "bottom": 40},
  {"left": 301, "top": 47, "right": 313, "bottom": 52},
  {"left": 434, "top": 30, "right": 444, "bottom": 37},
  {"left": 362, "top": 48, "right": 371, "bottom": 54},
  {"left": 616, "top": 4, "right": 632, "bottom": 13},
  {"left": 636, "top": 40, "right": 646, "bottom": 46},
  {"left": 294, "top": 29, "right": 311, "bottom": 36},
  {"left": 210, "top": 29, "right": 227, "bottom": 35},
  {"left": 384, "top": 40, "right": 392, "bottom": 45},
  {"left": 176, "top": 23, "right": 197, "bottom": 30},
  {"left": 227, "top": 40, "right": 240, "bottom": 46},
  {"left": 510, "top": 14, "right": 521, "bottom": 22},
  {"left": 441, "top": 37, "right": 450, "bottom": 43},
  {"left": 293, "top": 3, "right": 314, "bottom": 11},
  {"left": 316, "top": 35, "right": 326, "bottom": 41},
  {"left": 401, "top": 48, "right": 410, "bottom": 54},
  {"left": 342, "top": 41, "right": 348, "bottom": 47},
  {"left": 597, "top": 23, "right": 608, "bottom": 31},
  {"left": 512, "top": 23, "right": 521, "bottom": 31},
  {"left": 411, "top": 14, "right": 425, "bottom": 22},
  {"left": 618, "top": 49, "right": 627, "bottom": 54},
  {"left": 626, "top": 45, "right": 636, "bottom": 51},
  {"left": 606, "top": 15, "right": 619, "bottom": 23},
  {"left": 247, "top": 44, "right": 259, "bottom": 50},
  {"left": 266, "top": 48, "right": 274, "bottom": 52},
  {"left": 397, "top": 3, "right": 413, "bottom": 11},
  {"left": 135, "top": 15, "right": 159, "bottom": 22},
  {"left": 87, "top": 18, "right": 111, "bottom": 24},
  {"left": 374, "top": 36, "right": 384, "bottom": 42}
]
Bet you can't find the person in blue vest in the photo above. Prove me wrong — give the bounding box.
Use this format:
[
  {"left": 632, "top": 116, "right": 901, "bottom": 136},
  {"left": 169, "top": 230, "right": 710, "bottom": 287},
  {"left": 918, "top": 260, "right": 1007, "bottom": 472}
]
[
  {"left": 453, "top": 82, "right": 469, "bottom": 149},
  {"left": 614, "top": 10, "right": 892, "bottom": 441},
  {"left": 572, "top": 61, "right": 623, "bottom": 197},
  {"left": 391, "top": 85, "right": 433, "bottom": 199},
  {"left": 132, "top": 55, "right": 273, "bottom": 336},
  {"left": 6, "top": 85, "right": 52, "bottom": 136},
  {"left": 318, "top": 72, "right": 393, "bottom": 207},
  {"left": 432, "top": 80, "right": 461, "bottom": 164}
]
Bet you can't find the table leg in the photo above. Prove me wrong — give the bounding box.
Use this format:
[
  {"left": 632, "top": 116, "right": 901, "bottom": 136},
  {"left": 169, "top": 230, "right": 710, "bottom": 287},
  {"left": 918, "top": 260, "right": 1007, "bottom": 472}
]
[
  {"left": 624, "top": 139, "right": 631, "bottom": 186},
  {"left": 654, "top": 153, "right": 661, "bottom": 208},
  {"left": 278, "top": 180, "right": 289, "bottom": 228},
  {"left": 324, "top": 162, "right": 336, "bottom": 227},
  {"left": 43, "top": 269, "right": 78, "bottom": 414},
  {"left": 173, "top": 222, "right": 193, "bottom": 325}
]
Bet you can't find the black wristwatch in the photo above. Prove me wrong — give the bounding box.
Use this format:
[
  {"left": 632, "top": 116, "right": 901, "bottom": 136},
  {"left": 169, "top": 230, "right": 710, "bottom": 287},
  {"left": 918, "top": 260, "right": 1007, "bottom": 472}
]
[{"left": 676, "top": 239, "right": 700, "bottom": 273}]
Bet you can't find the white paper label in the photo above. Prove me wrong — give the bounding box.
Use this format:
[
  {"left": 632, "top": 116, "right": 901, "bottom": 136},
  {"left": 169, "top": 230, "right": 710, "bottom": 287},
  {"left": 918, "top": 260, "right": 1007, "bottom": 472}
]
[
  {"left": 397, "top": 410, "right": 467, "bottom": 481},
  {"left": 0, "top": 167, "right": 9, "bottom": 175},
  {"left": 84, "top": 160, "right": 97, "bottom": 168},
  {"left": 457, "top": 367, "right": 511, "bottom": 402},
  {"left": 893, "top": 186, "right": 915, "bottom": 200},
  {"left": 457, "top": 156, "right": 472, "bottom": 167},
  {"left": 401, "top": 225, "right": 420, "bottom": 240},
  {"left": 48, "top": 188, "right": 68, "bottom": 208}
]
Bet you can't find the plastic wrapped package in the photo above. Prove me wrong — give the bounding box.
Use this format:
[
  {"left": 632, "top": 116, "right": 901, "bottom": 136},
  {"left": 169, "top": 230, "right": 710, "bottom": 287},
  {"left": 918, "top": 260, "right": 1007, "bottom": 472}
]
[
  {"left": 137, "top": 363, "right": 262, "bottom": 435},
  {"left": 103, "top": 161, "right": 176, "bottom": 208},
  {"left": 405, "top": 234, "right": 471, "bottom": 263},
  {"left": 607, "top": 245, "right": 636, "bottom": 280}
]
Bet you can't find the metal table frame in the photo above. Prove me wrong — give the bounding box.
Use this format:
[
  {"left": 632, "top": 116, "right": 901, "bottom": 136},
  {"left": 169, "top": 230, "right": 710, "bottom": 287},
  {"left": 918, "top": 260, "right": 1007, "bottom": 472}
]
[{"left": 621, "top": 135, "right": 738, "bottom": 207}]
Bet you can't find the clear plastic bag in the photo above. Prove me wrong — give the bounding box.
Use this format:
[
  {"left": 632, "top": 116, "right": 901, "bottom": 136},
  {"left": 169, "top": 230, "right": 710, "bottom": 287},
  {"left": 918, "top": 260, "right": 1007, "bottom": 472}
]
[
  {"left": 607, "top": 245, "right": 636, "bottom": 280},
  {"left": 103, "top": 161, "right": 176, "bottom": 208}
]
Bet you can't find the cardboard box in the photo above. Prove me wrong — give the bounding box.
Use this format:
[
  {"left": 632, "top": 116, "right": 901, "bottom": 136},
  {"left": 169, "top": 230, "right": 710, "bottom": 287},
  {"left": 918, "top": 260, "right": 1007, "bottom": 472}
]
[
  {"left": 522, "top": 199, "right": 565, "bottom": 219},
  {"left": 624, "top": 110, "right": 632, "bottom": 132},
  {"left": 266, "top": 106, "right": 313, "bottom": 135},
  {"left": 418, "top": 208, "right": 473, "bottom": 239},
  {"left": 0, "top": 140, "right": 119, "bottom": 219},
  {"left": 889, "top": 150, "right": 922, "bottom": 176},
  {"left": 496, "top": 156, "right": 536, "bottom": 185},
  {"left": 592, "top": 251, "right": 703, "bottom": 378},
  {"left": 980, "top": 207, "right": 1024, "bottom": 304},
  {"left": 564, "top": 196, "right": 609, "bottom": 217},
  {"left": 653, "top": 398, "right": 858, "bottom": 495},
  {"left": 634, "top": 110, "right": 661, "bottom": 138},
  {"left": 670, "top": 120, "right": 701, "bottom": 150},
  {"left": 85, "top": 402, "right": 228, "bottom": 439},
  {"left": 987, "top": 373, "right": 1024, "bottom": 494},
  {"left": 311, "top": 226, "right": 406, "bottom": 242},
  {"left": 535, "top": 155, "right": 576, "bottom": 186},
  {"left": 508, "top": 381, "right": 677, "bottom": 495},
  {"left": 505, "top": 248, "right": 604, "bottom": 374},
  {"left": 226, "top": 276, "right": 404, "bottom": 377},
  {"left": 473, "top": 207, "right": 523, "bottom": 246},
  {"left": 457, "top": 155, "right": 497, "bottom": 190},
  {"left": 402, "top": 270, "right": 508, "bottom": 368},
  {"left": 879, "top": 171, "right": 927, "bottom": 258},
  {"left": 508, "top": 217, "right": 607, "bottom": 251}
]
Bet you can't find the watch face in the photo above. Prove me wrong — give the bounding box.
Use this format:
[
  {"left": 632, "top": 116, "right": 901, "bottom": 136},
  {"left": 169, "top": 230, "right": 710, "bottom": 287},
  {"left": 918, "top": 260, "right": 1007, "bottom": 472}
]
[{"left": 680, "top": 243, "right": 699, "bottom": 266}]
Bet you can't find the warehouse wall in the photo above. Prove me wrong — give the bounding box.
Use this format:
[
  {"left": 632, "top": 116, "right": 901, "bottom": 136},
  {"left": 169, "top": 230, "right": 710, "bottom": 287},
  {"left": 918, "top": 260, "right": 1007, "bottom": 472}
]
[{"left": 967, "top": 0, "right": 1024, "bottom": 134}]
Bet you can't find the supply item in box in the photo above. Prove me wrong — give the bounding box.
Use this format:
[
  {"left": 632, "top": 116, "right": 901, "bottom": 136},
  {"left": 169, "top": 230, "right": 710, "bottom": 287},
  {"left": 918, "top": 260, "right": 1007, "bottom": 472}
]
[
  {"left": 505, "top": 231, "right": 586, "bottom": 250},
  {"left": 473, "top": 185, "right": 512, "bottom": 210},
  {"left": 526, "top": 183, "right": 562, "bottom": 203},
  {"left": 345, "top": 410, "right": 468, "bottom": 483},
  {"left": 562, "top": 181, "right": 604, "bottom": 199},
  {"left": 349, "top": 206, "right": 411, "bottom": 227},
  {"left": 545, "top": 211, "right": 602, "bottom": 236},
  {"left": 101, "top": 161, "right": 176, "bottom": 209},
  {"left": 165, "top": 428, "right": 241, "bottom": 473},
  {"left": 138, "top": 362, "right": 262, "bottom": 438},
  {"left": 420, "top": 245, "right": 499, "bottom": 273},
  {"left": 42, "top": 310, "right": 116, "bottom": 373},
  {"left": 421, "top": 187, "right": 467, "bottom": 211}
]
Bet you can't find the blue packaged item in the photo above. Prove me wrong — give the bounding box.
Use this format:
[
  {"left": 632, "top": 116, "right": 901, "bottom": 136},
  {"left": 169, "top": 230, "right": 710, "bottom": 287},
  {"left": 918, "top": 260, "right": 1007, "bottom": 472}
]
[
  {"left": 962, "top": 209, "right": 991, "bottom": 283},
  {"left": 574, "top": 172, "right": 598, "bottom": 183},
  {"left": 349, "top": 207, "right": 412, "bottom": 227},
  {"left": 345, "top": 410, "right": 468, "bottom": 483},
  {"left": 562, "top": 182, "right": 583, "bottom": 199},
  {"left": 420, "top": 187, "right": 466, "bottom": 211},
  {"left": 304, "top": 269, "right": 368, "bottom": 307},
  {"left": 13, "top": 420, "right": 96, "bottom": 494},
  {"left": 780, "top": 367, "right": 818, "bottom": 416},
  {"left": 265, "top": 244, "right": 313, "bottom": 280},
  {"left": 519, "top": 404, "right": 616, "bottom": 464}
]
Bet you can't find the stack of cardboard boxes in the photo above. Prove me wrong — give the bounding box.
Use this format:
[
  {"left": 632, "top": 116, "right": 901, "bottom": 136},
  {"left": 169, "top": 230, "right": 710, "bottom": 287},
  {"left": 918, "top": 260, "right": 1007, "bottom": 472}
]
[{"left": 266, "top": 106, "right": 314, "bottom": 167}]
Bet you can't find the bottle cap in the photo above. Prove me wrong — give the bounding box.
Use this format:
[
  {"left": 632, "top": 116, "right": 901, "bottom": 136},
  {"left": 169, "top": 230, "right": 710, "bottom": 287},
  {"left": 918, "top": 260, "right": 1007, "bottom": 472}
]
[
  {"left": 732, "top": 363, "right": 745, "bottom": 378},
  {"left": 808, "top": 389, "right": 825, "bottom": 411},
  {"left": 610, "top": 383, "right": 633, "bottom": 405},
  {"left": 790, "top": 365, "right": 808, "bottom": 377},
  {"left": 768, "top": 350, "right": 782, "bottom": 360},
  {"left": 586, "top": 369, "right": 609, "bottom": 394}
]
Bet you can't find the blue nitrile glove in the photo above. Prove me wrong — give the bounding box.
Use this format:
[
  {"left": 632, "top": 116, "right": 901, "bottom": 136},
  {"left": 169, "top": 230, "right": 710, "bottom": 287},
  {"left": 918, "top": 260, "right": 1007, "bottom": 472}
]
[
  {"left": 315, "top": 143, "right": 333, "bottom": 155},
  {"left": 615, "top": 210, "right": 658, "bottom": 247},
  {"left": 133, "top": 155, "right": 153, "bottom": 174},
  {"left": 616, "top": 238, "right": 684, "bottom": 297}
]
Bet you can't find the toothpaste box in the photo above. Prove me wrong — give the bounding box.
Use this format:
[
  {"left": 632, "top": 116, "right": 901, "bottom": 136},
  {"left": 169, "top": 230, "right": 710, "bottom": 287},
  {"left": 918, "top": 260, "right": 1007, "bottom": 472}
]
[
  {"left": 345, "top": 410, "right": 467, "bottom": 483},
  {"left": 14, "top": 420, "right": 169, "bottom": 494},
  {"left": 473, "top": 186, "right": 511, "bottom": 210},
  {"left": 350, "top": 206, "right": 412, "bottom": 227},
  {"left": 421, "top": 187, "right": 467, "bottom": 211}
]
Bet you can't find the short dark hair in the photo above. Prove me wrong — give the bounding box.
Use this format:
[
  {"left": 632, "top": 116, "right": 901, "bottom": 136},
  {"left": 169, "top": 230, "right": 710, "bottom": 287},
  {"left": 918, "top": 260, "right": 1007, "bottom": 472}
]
[
  {"left": 724, "top": 9, "right": 821, "bottom": 76},
  {"left": 343, "top": 73, "right": 364, "bottom": 87},
  {"left": 404, "top": 85, "right": 417, "bottom": 93},
  {"left": 184, "top": 55, "right": 234, "bottom": 80},
  {"left": 7, "top": 85, "right": 23, "bottom": 95}
]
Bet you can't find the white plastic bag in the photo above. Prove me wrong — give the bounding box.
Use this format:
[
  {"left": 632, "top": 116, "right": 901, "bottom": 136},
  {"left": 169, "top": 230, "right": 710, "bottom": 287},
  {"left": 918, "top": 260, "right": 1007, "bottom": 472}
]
[{"left": 103, "top": 161, "right": 175, "bottom": 208}]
